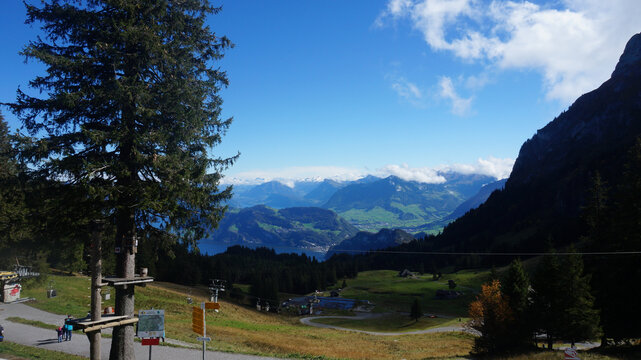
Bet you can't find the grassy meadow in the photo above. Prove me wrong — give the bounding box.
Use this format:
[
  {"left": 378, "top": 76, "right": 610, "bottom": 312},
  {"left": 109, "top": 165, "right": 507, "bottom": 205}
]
[
  {"left": 20, "top": 273, "right": 475, "bottom": 359},
  {"left": 332, "top": 269, "right": 488, "bottom": 316},
  {"left": 14, "top": 271, "right": 641, "bottom": 359}
]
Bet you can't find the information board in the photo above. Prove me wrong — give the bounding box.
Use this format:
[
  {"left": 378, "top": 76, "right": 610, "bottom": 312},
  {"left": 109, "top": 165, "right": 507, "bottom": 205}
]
[{"left": 138, "top": 309, "right": 165, "bottom": 338}]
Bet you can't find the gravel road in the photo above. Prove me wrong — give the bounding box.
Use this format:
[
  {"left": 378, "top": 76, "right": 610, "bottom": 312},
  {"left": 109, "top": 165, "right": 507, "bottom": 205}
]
[
  {"left": 0, "top": 302, "right": 282, "bottom": 360},
  {"left": 299, "top": 312, "right": 475, "bottom": 336}
]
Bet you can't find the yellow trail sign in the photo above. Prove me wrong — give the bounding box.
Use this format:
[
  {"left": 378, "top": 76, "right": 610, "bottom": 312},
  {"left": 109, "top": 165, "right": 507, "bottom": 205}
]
[
  {"left": 205, "top": 302, "right": 220, "bottom": 310},
  {"left": 192, "top": 306, "right": 204, "bottom": 335}
]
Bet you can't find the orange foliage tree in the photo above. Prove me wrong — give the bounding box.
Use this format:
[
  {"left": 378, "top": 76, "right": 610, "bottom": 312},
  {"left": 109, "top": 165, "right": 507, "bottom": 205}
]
[{"left": 468, "top": 279, "right": 514, "bottom": 353}]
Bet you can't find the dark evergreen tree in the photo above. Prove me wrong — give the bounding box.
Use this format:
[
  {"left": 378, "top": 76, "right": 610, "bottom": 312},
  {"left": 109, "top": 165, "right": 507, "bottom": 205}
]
[
  {"left": 9, "top": 1, "right": 235, "bottom": 357},
  {"left": 410, "top": 298, "right": 422, "bottom": 322},
  {"left": 0, "top": 111, "right": 31, "bottom": 267},
  {"left": 531, "top": 247, "right": 564, "bottom": 349},
  {"left": 558, "top": 249, "right": 600, "bottom": 347},
  {"left": 501, "top": 258, "right": 532, "bottom": 348}
]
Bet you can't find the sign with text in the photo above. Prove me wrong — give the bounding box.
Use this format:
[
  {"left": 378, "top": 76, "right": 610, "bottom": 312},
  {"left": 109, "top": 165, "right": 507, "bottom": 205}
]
[
  {"left": 138, "top": 309, "right": 165, "bottom": 338},
  {"left": 192, "top": 306, "right": 204, "bottom": 335},
  {"left": 141, "top": 338, "right": 160, "bottom": 346}
]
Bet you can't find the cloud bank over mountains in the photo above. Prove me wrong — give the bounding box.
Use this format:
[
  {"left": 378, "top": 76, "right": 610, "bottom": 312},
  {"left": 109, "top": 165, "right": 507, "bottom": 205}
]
[
  {"left": 378, "top": 0, "right": 641, "bottom": 106},
  {"left": 222, "top": 157, "right": 514, "bottom": 186}
]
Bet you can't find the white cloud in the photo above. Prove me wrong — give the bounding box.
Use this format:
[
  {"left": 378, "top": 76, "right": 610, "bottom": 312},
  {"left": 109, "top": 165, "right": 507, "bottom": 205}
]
[
  {"left": 438, "top": 76, "right": 473, "bottom": 115},
  {"left": 223, "top": 157, "right": 515, "bottom": 186},
  {"left": 379, "top": 0, "right": 641, "bottom": 103},
  {"left": 386, "top": 73, "right": 426, "bottom": 106},
  {"left": 392, "top": 78, "right": 423, "bottom": 100},
  {"left": 377, "top": 164, "right": 447, "bottom": 183},
  {"left": 437, "top": 156, "right": 515, "bottom": 179},
  {"left": 222, "top": 166, "right": 368, "bottom": 186}
]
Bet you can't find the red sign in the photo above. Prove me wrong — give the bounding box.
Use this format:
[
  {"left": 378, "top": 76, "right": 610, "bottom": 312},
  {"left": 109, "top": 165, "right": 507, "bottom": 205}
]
[
  {"left": 10, "top": 285, "right": 20, "bottom": 296},
  {"left": 141, "top": 338, "right": 160, "bottom": 346},
  {"left": 564, "top": 347, "right": 581, "bottom": 360}
]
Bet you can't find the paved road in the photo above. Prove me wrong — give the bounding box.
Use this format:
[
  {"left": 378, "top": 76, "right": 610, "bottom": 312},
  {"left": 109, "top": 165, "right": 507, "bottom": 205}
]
[
  {"left": 0, "top": 302, "right": 282, "bottom": 360},
  {"left": 300, "top": 312, "right": 475, "bottom": 336}
]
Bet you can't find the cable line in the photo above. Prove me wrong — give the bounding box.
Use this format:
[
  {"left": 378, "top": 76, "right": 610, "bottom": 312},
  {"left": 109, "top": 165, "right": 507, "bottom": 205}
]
[{"left": 329, "top": 249, "right": 641, "bottom": 256}]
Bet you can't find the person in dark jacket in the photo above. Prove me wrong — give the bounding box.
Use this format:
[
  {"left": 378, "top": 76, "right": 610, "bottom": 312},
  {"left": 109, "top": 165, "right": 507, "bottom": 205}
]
[
  {"left": 56, "top": 326, "right": 63, "bottom": 342},
  {"left": 0, "top": 324, "right": 4, "bottom": 342},
  {"left": 64, "top": 316, "right": 73, "bottom": 341}
]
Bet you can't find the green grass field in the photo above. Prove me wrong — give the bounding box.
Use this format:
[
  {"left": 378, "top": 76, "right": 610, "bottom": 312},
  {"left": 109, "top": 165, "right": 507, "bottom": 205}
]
[
  {"left": 335, "top": 269, "right": 488, "bottom": 316},
  {"left": 18, "top": 273, "right": 476, "bottom": 359},
  {"left": 13, "top": 271, "right": 641, "bottom": 359}
]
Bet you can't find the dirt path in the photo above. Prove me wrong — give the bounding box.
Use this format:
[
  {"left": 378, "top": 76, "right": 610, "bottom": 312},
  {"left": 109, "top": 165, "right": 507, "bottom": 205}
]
[
  {"left": 0, "top": 302, "right": 282, "bottom": 360},
  {"left": 299, "top": 312, "right": 475, "bottom": 336}
]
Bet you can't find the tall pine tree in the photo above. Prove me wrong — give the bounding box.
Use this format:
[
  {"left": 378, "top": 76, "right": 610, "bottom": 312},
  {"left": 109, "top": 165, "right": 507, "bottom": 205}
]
[
  {"left": 558, "top": 248, "right": 600, "bottom": 347},
  {"left": 531, "top": 245, "right": 564, "bottom": 349},
  {"left": 0, "top": 111, "right": 31, "bottom": 266},
  {"left": 9, "top": 1, "right": 235, "bottom": 358},
  {"left": 501, "top": 258, "right": 532, "bottom": 348}
]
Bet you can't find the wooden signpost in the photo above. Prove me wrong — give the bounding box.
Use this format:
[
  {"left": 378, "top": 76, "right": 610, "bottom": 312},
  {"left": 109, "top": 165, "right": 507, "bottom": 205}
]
[{"left": 192, "top": 302, "right": 220, "bottom": 359}]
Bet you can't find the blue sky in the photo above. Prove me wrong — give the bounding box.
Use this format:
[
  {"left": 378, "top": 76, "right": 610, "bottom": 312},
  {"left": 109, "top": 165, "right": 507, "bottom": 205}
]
[{"left": 1, "top": 1, "right": 639, "bottom": 185}]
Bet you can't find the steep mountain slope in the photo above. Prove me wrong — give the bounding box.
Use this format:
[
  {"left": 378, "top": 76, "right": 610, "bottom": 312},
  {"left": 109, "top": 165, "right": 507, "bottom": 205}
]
[
  {"left": 322, "top": 174, "right": 495, "bottom": 233},
  {"left": 199, "top": 205, "right": 359, "bottom": 255},
  {"left": 429, "top": 33, "right": 641, "bottom": 255},
  {"left": 303, "top": 179, "right": 347, "bottom": 205},
  {"left": 446, "top": 179, "right": 507, "bottom": 221},
  {"left": 325, "top": 228, "right": 415, "bottom": 259}
]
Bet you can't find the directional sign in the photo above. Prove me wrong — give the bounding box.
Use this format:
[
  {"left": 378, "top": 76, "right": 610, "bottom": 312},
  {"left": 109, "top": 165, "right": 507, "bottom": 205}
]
[
  {"left": 192, "top": 306, "right": 204, "bottom": 335},
  {"left": 205, "top": 302, "right": 220, "bottom": 310},
  {"left": 196, "top": 337, "right": 211, "bottom": 342}
]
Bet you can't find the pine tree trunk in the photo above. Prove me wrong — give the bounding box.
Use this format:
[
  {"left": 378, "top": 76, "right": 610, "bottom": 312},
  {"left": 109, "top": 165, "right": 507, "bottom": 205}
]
[
  {"left": 109, "top": 207, "right": 136, "bottom": 360},
  {"left": 109, "top": 94, "right": 138, "bottom": 360}
]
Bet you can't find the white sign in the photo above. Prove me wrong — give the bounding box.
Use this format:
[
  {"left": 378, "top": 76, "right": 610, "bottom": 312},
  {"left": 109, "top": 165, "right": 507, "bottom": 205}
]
[{"left": 138, "top": 310, "right": 165, "bottom": 338}]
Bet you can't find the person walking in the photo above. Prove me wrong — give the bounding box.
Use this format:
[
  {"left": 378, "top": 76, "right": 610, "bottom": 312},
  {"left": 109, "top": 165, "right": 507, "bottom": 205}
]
[
  {"left": 65, "top": 316, "right": 73, "bottom": 341},
  {"left": 56, "top": 326, "right": 63, "bottom": 343}
]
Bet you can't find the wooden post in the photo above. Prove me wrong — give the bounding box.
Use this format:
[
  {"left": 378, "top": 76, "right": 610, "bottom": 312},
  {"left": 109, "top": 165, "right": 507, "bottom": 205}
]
[{"left": 89, "top": 220, "right": 103, "bottom": 360}]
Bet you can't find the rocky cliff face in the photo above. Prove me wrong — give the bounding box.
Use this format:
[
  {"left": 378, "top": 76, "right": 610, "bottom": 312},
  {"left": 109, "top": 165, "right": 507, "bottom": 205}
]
[
  {"left": 431, "top": 32, "right": 641, "bottom": 253},
  {"left": 507, "top": 32, "right": 641, "bottom": 214}
]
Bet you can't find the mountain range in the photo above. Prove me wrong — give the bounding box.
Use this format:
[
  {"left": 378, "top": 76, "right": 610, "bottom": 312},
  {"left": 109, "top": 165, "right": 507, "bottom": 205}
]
[
  {"left": 323, "top": 173, "right": 497, "bottom": 233},
  {"left": 228, "top": 172, "right": 501, "bottom": 233},
  {"left": 202, "top": 171, "right": 505, "bottom": 257},
  {"left": 199, "top": 206, "right": 359, "bottom": 257}
]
